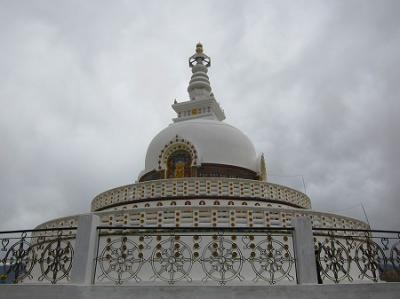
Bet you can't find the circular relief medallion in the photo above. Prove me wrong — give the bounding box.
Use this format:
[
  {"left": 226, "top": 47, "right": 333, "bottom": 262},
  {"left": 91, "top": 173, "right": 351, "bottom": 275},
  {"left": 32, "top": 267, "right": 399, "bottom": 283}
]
[
  {"left": 150, "top": 236, "right": 193, "bottom": 284},
  {"left": 249, "top": 237, "right": 294, "bottom": 284},
  {"left": 39, "top": 237, "right": 74, "bottom": 283},
  {"left": 354, "top": 239, "right": 386, "bottom": 281},
  {"left": 4, "top": 238, "right": 35, "bottom": 282},
  {"left": 98, "top": 237, "right": 143, "bottom": 284},
  {"left": 390, "top": 241, "right": 400, "bottom": 270},
  {"left": 317, "top": 238, "right": 352, "bottom": 283},
  {"left": 201, "top": 236, "right": 243, "bottom": 285}
]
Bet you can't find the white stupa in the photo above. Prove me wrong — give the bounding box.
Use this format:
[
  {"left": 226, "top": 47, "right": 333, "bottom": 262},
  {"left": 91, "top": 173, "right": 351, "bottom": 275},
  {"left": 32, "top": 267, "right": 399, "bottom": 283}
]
[
  {"left": 37, "top": 43, "right": 368, "bottom": 233},
  {"left": 3, "top": 44, "right": 398, "bottom": 296}
]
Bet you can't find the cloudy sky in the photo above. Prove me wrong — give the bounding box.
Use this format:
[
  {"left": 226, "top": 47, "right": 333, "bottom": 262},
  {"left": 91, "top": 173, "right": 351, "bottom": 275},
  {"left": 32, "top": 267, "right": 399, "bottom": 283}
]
[{"left": 0, "top": 0, "right": 399, "bottom": 231}]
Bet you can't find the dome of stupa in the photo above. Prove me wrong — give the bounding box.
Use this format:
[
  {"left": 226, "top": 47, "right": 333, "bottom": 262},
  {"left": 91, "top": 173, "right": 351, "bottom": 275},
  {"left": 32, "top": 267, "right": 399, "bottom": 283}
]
[{"left": 143, "top": 118, "right": 259, "bottom": 176}]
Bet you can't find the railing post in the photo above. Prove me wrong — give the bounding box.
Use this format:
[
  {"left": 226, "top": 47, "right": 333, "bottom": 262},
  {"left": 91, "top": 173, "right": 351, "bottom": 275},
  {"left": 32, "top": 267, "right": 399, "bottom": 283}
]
[
  {"left": 70, "top": 214, "right": 100, "bottom": 284},
  {"left": 292, "top": 217, "right": 318, "bottom": 284}
]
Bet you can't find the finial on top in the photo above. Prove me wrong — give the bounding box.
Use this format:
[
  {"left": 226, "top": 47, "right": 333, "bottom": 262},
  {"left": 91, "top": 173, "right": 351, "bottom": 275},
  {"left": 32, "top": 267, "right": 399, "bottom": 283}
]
[
  {"left": 189, "top": 42, "right": 211, "bottom": 68},
  {"left": 196, "top": 42, "right": 203, "bottom": 54}
]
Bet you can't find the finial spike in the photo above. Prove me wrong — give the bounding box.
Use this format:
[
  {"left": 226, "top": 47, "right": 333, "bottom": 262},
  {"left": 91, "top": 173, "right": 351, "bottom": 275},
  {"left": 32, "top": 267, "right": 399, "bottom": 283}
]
[
  {"left": 189, "top": 42, "right": 210, "bottom": 68},
  {"left": 196, "top": 42, "right": 203, "bottom": 54}
]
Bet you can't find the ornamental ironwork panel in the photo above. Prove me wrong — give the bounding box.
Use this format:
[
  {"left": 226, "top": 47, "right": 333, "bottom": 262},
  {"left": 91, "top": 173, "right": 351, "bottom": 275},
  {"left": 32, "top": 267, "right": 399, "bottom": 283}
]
[
  {"left": 313, "top": 228, "right": 400, "bottom": 283},
  {"left": 94, "top": 227, "right": 296, "bottom": 285},
  {"left": 0, "top": 228, "right": 76, "bottom": 284}
]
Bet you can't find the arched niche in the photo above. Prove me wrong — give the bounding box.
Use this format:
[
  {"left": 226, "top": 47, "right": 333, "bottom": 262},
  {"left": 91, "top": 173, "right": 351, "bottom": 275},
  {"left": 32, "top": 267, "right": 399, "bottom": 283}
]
[{"left": 166, "top": 149, "right": 192, "bottom": 178}]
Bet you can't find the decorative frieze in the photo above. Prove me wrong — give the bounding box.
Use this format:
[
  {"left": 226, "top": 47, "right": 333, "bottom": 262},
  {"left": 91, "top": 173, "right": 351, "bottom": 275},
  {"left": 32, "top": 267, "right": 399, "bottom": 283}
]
[
  {"left": 37, "top": 206, "right": 368, "bottom": 231},
  {"left": 91, "top": 178, "right": 311, "bottom": 211}
]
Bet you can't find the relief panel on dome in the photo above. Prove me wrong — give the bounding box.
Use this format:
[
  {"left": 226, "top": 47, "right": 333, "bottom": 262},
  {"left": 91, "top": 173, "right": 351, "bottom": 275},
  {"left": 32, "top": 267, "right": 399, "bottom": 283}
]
[
  {"left": 140, "top": 136, "right": 198, "bottom": 181},
  {"left": 167, "top": 150, "right": 192, "bottom": 178},
  {"left": 139, "top": 134, "right": 259, "bottom": 181}
]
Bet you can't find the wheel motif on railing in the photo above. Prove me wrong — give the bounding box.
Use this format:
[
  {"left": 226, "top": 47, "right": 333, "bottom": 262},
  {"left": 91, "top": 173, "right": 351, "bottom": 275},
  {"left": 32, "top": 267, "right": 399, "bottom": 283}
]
[
  {"left": 98, "top": 237, "right": 143, "bottom": 284},
  {"left": 248, "top": 235, "right": 294, "bottom": 284},
  {"left": 38, "top": 236, "right": 74, "bottom": 284},
  {"left": 150, "top": 236, "right": 193, "bottom": 284},
  {"left": 316, "top": 237, "right": 352, "bottom": 283},
  {"left": 390, "top": 241, "right": 400, "bottom": 270},
  {"left": 354, "top": 238, "right": 386, "bottom": 281},
  {"left": 4, "top": 234, "right": 35, "bottom": 282},
  {"left": 201, "top": 236, "right": 244, "bottom": 285}
]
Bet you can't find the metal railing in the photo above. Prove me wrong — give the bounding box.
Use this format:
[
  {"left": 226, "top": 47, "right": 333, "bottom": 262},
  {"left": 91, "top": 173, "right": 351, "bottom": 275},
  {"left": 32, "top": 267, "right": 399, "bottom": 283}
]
[
  {"left": 93, "top": 227, "right": 296, "bottom": 285},
  {"left": 1, "top": 215, "right": 399, "bottom": 286},
  {"left": 313, "top": 228, "right": 400, "bottom": 283},
  {"left": 0, "top": 227, "right": 77, "bottom": 284}
]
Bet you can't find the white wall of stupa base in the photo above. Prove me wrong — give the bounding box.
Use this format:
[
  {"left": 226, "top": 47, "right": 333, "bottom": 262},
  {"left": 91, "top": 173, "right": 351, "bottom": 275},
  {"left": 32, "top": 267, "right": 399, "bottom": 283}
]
[{"left": 36, "top": 206, "right": 368, "bottom": 231}]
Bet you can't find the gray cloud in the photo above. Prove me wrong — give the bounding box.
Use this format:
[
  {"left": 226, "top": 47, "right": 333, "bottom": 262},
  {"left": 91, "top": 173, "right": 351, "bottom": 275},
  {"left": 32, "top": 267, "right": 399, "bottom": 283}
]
[{"left": 0, "top": 0, "right": 399, "bottom": 230}]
